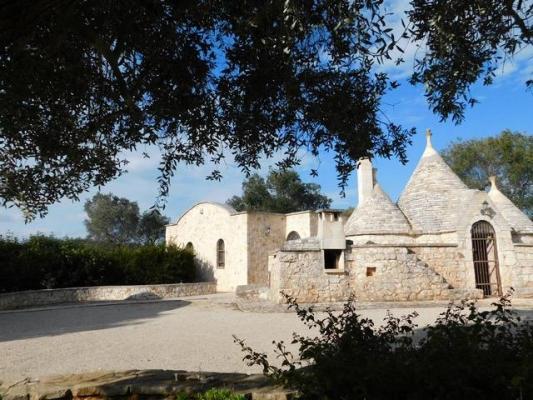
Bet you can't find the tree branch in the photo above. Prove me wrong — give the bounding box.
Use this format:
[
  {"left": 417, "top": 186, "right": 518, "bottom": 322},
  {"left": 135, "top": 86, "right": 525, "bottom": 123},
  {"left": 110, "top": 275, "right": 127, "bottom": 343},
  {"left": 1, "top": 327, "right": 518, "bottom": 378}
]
[{"left": 504, "top": 0, "right": 532, "bottom": 41}]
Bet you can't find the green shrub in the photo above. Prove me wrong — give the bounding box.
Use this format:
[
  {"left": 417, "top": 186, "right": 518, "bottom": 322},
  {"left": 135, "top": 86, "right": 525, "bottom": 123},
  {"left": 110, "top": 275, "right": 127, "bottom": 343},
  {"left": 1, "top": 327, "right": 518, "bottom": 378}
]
[
  {"left": 0, "top": 235, "right": 195, "bottom": 292},
  {"left": 196, "top": 389, "right": 245, "bottom": 400},
  {"left": 175, "top": 389, "right": 244, "bottom": 400},
  {"left": 235, "top": 291, "right": 533, "bottom": 400}
]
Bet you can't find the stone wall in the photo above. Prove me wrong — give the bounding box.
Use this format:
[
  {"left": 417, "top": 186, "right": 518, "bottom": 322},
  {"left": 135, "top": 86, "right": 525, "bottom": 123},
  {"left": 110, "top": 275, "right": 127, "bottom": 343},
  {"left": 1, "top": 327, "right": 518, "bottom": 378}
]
[
  {"left": 407, "top": 245, "right": 466, "bottom": 289},
  {"left": 269, "top": 248, "right": 352, "bottom": 303},
  {"left": 345, "top": 246, "right": 465, "bottom": 301},
  {"left": 0, "top": 282, "right": 217, "bottom": 310},
  {"left": 269, "top": 244, "right": 482, "bottom": 303},
  {"left": 247, "top": 213, "right": 286, "bottom": 285},
  {"left": 508, "top": 243, "right": 533, "bottom": 297}
]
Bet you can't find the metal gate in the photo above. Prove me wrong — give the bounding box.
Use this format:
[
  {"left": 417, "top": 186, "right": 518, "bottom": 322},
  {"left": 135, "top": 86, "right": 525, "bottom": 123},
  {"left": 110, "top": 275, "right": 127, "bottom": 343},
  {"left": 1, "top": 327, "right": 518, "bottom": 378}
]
[{"left": 471, "top": 221, "right": 502, "bottom": 296}]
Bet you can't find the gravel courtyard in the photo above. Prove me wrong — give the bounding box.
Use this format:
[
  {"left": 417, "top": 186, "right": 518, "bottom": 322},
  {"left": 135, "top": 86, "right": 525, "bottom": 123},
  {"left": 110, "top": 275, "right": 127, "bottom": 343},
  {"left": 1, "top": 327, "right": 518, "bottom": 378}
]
[{"left": 1, "top": 294, "right": 533, "bottom": 384}]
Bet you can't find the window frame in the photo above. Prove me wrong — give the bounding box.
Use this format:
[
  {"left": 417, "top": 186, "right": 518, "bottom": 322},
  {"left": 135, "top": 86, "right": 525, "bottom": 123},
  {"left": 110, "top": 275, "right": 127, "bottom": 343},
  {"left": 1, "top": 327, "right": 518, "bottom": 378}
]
[{"left": 216, "top": 239, "right": 225, "bottom": 269}]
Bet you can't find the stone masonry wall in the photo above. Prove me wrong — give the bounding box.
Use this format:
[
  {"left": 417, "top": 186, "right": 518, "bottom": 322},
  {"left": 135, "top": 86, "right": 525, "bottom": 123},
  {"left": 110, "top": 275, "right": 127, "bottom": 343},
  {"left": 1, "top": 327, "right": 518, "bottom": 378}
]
[
  {"left": 0, "top": 282, "right": 217, "bottom": 310},
  {"left": 269, "top": 249, "right": 352, "bottom": 303},
  {"left": 345, "top": 246, "right": 457, "bottom": 301},
  {"left": 247, "top": 213, "right": 286, "bottom": 285},
  {"left": 508, "top": 243, "right": 533, "bottom": 297},
  {"left": 269, "top": 245, "right": 482, "bottom": 303},
  {"left": 408, "top": 245, "right": 467, "bottom": 289}
]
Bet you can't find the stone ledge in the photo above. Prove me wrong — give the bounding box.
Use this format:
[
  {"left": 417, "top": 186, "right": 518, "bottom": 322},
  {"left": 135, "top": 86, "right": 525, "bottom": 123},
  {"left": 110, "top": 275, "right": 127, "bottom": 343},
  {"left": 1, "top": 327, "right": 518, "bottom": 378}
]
[
  {"left": 0, "top": 370, "right": 294, "bottom": 400},
  {"left": 349, "top": 243, "right": 458, "bottom": 248},
  {"left": 0, "top": 282, "right": 217, "bottom": 311}
]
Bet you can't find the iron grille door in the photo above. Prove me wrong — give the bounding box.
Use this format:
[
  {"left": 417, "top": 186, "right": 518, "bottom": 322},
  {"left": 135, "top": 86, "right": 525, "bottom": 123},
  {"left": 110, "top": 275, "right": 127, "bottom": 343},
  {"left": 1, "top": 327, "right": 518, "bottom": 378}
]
[{"left": 471, "top": 221, "right": 502, "bottom": 297}]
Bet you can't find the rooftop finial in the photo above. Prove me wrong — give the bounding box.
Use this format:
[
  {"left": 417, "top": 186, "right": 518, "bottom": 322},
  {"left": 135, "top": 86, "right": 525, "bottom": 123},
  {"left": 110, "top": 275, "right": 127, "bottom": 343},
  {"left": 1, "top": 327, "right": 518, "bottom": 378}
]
[
  {"left": 488, "top": 176, "right": 498, "bottom": 193},
  {"left": 422, "top": 128, "right": 437, "bottom": 157}
]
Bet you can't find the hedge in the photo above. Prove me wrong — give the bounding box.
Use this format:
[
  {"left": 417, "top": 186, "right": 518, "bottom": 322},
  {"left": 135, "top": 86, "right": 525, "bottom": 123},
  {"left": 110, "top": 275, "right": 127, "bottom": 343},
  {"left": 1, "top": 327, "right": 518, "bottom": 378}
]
[{"left": 0, "top": 235, "right": 196, "bottom": 293}]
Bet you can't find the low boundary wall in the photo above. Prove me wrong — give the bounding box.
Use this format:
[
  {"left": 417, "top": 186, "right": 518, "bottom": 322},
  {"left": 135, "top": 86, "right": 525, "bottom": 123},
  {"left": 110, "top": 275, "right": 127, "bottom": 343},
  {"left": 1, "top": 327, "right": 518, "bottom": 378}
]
[{"left": 0, "top": 282, "right": 217, "bottom": 310}]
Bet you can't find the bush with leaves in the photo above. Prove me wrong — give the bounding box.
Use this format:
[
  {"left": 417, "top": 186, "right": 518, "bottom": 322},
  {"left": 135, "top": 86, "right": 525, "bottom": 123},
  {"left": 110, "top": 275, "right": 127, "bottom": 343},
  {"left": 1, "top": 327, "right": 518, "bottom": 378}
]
[
  {"left": 235, "top": 291, "right": 533, "bottom": 399},
  {"left": 0, "top": 235, "right": 195, "bottom": 293},
  {"left": 176, "top": 389, "right": 245, "bottom": 400}
]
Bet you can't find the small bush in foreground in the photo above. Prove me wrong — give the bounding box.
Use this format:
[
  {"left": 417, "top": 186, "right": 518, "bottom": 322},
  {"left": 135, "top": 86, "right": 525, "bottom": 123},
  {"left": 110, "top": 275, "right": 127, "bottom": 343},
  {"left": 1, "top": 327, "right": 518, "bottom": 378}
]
[
  {"left": 176, "top": 389, "right": 245, "bottom": 400},
  {"left": 235, "top": 291, "right": 533, "bottom": 400},
  {"left": 0, "top": 235, "right": 195, "bottom": 292}
]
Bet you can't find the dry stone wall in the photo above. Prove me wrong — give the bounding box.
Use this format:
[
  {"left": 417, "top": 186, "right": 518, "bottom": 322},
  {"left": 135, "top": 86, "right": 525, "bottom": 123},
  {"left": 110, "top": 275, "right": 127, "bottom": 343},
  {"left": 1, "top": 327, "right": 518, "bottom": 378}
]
[
  {"left": 509, "top": 243, "right": 533, "bottom": 297},
  {"left": 269, "top": 249, "right": 352, "bottom": 303},
  {"left": 0, "top": 282, "right": 216, "bottom": 310},
  {"left": 269, "top": 244, "right": 482, "bottom": 303},
  {"left": 408, "top": 245, "right": 467, "bottom": 290},
  {"left": 345, "top": 246, "right": 459, "bottom": 301}
]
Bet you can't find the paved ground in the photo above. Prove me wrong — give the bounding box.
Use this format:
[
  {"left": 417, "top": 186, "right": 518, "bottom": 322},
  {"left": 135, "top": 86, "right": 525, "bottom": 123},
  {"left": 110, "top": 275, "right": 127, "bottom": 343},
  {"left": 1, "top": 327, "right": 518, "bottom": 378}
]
[{"left": 1, "top": 294, "right": 533, "bottom": 384}]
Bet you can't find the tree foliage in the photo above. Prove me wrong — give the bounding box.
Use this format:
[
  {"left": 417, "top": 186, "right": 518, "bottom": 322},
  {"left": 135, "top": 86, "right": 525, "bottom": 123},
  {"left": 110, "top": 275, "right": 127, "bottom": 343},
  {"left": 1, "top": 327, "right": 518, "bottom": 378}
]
[
  {"left": 138, "top": 210, "right": 171, "bottom": 245},
  {"left": 235, "top": 291, "right": 533, "bottom": 399},
  {"left": 0, "top": 235, "right": 195, "bottom": 292},
  {"left": 409, "top": 0, "right": 532, "bottom": 122},
  {"left": 84, "top": 193, "right": 169, "bottom": 243},
  {"left": 227, "top": 169, "right": 332, "bottom": 213},
  {"left": 442, "top": 130, "right": 532, "bottom": 217},
  {"left": 84, "top": 193, "right": 140, "bottom": 244},
  {"left": 0, "top": 0, "right": 531, "bottom": 219}
]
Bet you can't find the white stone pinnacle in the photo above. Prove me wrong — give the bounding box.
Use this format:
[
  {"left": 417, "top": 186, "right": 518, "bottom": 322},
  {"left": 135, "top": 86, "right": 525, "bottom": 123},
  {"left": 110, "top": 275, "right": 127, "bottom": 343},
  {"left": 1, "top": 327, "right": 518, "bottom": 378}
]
[
  {"left": 422, "top": 128, "right": 437, "bottom": 157},
  {"left": 488, "top": 175, "right": 498, "bottom": 194}
]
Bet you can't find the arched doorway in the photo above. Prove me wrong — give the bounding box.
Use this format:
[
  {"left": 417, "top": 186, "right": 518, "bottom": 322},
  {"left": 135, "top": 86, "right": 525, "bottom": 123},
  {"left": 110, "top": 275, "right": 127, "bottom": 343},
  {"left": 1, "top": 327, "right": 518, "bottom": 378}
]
[
  {"left": 471, "top": 221, "right": 502, "bottom": 296},
  {"left": 185, "top": 242, "right": 194, "bottom": 252},
  {"left": 286, "top": 231, "right": 300, "bottom": 241}
]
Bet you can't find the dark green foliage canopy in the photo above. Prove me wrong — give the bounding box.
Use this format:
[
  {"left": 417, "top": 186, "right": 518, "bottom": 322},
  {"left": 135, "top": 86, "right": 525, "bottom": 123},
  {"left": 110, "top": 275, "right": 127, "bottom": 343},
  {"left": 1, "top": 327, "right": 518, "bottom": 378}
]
[
  {"left": 0, "top": 235, "right": 195, "bottom": 293},
  {"left": 0, "top": 0, "right": 530, "bottom": 219},
  {"left": 227, "top": 169, "right": 331, "bottom": 213},
  {"left": 84, "top": 193, "right": 169, "bottom": 243},
  {"left": 442, "top": 130, "right": 532, "bottom": 217}
]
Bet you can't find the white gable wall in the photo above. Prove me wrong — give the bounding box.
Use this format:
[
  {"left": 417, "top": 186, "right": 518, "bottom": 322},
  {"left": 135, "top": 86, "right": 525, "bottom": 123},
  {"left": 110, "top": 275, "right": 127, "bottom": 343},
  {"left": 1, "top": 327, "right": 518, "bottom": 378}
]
[{"left": 166, "top": 203, "right": 248, "bottom": 292}]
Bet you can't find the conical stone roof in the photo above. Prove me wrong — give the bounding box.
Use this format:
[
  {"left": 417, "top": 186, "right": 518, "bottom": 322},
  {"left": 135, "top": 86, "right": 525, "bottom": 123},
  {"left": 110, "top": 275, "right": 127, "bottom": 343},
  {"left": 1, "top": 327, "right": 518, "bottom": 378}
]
[
  {"left": 345, "top": 183, "right": 411, "bottom": 236},
  {"left": 397, "top": 130, "right": 470, "bottom": 233},
  {"left": 488, "top": 177, "right": 533, "bottom": 233}
]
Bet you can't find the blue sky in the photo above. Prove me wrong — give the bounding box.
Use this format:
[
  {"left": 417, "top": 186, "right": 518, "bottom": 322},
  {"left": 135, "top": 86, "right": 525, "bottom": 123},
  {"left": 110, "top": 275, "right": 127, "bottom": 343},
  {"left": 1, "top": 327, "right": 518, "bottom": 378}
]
[{"left": 1, "top": 2, "right": 532, "bottom": 239}]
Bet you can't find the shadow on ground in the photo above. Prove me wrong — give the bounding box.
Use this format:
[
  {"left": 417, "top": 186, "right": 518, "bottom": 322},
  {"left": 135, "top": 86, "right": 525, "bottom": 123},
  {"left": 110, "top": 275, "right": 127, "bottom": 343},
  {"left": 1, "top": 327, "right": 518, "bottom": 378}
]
[{"left": 0, "top": 300, "right": 190, "bottom": 342}]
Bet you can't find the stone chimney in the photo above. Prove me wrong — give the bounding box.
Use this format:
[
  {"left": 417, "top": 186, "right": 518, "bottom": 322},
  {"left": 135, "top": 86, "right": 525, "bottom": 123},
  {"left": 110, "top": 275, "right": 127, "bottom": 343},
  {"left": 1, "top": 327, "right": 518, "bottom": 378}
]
[{"left": 357, "top": 158, "right": 374, "bottom": 207}]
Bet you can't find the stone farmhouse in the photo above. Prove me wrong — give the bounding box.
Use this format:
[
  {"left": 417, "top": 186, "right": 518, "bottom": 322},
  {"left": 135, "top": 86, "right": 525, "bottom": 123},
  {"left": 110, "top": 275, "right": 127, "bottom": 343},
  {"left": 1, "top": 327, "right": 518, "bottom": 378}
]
[{"left": 166, "top": 130, "right": 533, "bottom": 302}]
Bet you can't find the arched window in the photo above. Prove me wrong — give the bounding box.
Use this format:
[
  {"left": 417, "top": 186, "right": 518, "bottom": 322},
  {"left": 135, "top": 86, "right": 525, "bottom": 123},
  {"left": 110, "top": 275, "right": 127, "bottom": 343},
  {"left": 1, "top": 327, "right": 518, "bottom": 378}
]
[
  {"left": 185, "top": 242, "right": 194, "bottom": 252},
  {"left": 216, "top": 239, "right": 225, "bottom": 268},
  {"left": 286, "top": 231, "right": 301, "bottom": 241}
]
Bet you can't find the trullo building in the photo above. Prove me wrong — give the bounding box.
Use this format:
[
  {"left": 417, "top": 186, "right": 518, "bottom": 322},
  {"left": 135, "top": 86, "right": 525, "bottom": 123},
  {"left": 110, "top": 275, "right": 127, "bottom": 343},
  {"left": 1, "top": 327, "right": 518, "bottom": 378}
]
[{"left": 166, "top": 130, "right": 533, "bottom": 302}]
